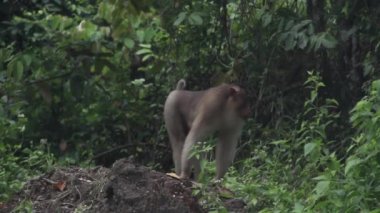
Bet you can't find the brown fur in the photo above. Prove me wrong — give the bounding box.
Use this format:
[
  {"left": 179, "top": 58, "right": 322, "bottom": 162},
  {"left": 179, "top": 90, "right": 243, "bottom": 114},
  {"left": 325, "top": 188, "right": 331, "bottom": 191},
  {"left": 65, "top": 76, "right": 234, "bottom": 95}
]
[{"left": 164, "top": 79, "right": 250, "bottom": 179}]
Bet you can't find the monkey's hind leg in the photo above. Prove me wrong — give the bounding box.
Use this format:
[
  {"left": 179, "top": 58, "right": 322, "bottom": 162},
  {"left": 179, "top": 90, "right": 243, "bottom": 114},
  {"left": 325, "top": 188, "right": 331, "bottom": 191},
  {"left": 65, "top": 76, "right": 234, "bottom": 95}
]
[
  {"left": 166, "top": 119, "right": 187, "bottom": 176},
  {"left": 170, "top": 135, "right": 184, "bottom": 176}
]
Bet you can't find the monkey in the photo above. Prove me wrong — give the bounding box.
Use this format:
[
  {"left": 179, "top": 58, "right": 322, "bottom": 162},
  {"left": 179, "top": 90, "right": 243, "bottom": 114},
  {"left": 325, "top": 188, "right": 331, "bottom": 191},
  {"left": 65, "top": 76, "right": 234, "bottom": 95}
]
[{"left": 164, "top": 79, "right": 250, "bottom": 180}]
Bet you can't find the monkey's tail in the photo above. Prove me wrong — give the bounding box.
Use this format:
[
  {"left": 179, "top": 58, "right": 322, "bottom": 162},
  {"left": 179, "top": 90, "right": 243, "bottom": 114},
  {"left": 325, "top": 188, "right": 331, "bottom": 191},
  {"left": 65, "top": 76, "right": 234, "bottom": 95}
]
[{"left": 176, "top": 79, "right": 186, "bottom": 90}]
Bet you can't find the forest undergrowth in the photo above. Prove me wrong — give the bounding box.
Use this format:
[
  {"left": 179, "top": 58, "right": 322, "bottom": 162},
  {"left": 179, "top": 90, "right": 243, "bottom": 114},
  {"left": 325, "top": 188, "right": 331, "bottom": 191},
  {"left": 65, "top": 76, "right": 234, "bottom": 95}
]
[{"left": 1, "top": 0, "right": 380, "bottom": 212}]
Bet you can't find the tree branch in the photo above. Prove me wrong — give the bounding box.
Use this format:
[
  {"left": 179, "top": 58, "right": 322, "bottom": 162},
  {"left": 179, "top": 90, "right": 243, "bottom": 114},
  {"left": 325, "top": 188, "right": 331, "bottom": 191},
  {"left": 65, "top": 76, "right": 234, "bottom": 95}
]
[{"left": 27, "top": 71, "right": 73, "bottom": 85}]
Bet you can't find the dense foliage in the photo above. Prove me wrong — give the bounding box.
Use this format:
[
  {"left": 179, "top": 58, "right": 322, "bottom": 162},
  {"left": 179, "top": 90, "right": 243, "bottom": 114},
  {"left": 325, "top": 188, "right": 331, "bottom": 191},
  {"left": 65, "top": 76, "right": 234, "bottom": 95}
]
[{"left": 1, "top": 0, "right": 379, "bottom": 211}]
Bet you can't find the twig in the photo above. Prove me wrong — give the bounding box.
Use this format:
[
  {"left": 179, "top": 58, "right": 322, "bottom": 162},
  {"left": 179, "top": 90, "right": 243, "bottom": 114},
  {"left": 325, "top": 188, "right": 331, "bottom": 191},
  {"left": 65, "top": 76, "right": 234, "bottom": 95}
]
[
  {"left": 75, "top": 185, "right": 82, "bottom": 202},
  {"left": 42, "top": 177, "right": 58, "bottom": 185},
  {"left": 61, "top": 202, "right": 75, "bottom": 207},
  {"left": 56, "top": 190, "right": 72, "bottom": 201}
]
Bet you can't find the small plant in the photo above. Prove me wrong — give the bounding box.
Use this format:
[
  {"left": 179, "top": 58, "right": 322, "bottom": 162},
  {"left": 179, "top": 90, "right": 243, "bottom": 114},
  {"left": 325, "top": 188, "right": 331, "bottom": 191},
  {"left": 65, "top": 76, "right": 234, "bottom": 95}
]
[
  {"left": 189, "top": 140, "right": 229, "bottom": 212},
  {"left": 223, "top": 71, "right": 341, "bottom": 212},
  {"left": 13, "top": 199, "right": 33, "bottom": 213}
]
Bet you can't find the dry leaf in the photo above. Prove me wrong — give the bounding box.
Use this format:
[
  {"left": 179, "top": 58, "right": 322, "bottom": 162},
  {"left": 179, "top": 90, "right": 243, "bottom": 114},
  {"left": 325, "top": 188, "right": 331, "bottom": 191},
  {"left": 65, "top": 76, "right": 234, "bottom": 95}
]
[
  {"left": 166, "top": 172, "right": 181, "bottom": 179},
  {"left": 53, "top": 181, "right": 66, "bottom": 191}
]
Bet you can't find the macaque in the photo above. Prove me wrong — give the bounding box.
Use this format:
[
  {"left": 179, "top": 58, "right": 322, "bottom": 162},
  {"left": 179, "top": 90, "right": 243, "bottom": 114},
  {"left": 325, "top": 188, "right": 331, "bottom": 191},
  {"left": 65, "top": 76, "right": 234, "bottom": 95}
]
[{"left": 164, "top": 79, "right": 250, "bottom": 180}]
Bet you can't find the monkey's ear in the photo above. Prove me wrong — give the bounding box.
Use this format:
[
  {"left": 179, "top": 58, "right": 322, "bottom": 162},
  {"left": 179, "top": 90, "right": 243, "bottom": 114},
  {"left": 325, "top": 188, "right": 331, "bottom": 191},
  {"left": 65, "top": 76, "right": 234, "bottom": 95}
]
[{"left": 229, "top": 86, "right": 240, "bottom": 95}]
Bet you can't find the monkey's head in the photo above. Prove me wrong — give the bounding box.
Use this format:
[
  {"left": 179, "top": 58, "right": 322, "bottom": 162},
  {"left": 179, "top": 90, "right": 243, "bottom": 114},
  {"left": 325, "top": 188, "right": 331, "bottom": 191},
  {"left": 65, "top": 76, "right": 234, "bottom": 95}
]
[{"left": 229, "top": 86, "right": 251, "bottom": 119}]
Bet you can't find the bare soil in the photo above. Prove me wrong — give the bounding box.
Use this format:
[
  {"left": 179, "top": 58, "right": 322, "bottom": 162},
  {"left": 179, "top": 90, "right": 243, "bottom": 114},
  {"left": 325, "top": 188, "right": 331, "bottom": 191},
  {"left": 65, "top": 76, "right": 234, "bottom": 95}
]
[{"left": 1, "top": 158, "right": 246, "bottom": 213}]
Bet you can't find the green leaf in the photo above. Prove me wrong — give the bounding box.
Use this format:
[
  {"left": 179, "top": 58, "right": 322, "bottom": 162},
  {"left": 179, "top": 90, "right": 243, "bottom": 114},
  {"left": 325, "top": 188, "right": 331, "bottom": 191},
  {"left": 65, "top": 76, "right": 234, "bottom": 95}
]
[
  {"left": 293, "top": 202, "right": 304, "bottom": 213},
  {"left": 284, "top": 33, "right": 296, "bottom": 50},
  {"left": 292, "top": 19, "right": 311, "bottom": 32},
  {"left": 23, "top": 54, "right": 32, "bottom": 67},
  {"left": 219, "top": 188, "right": 234, "bottom": 199},
  {"left": 271, "top": 140, "right": 289, "bottom": 145},
  {"left": 363, "top": 60, "right": 375, "bottom": 77},
  {"left": 371, "top": 79, "right": 380, "bottom": 91},
  {"left": 321, "top": 33, "right": 337, "bottom": 48},
  {"left": 139, "top": 44, "right": 152, "bottom": 48},
  {"left": 313, "top": 175, "right": 328, "bottom": 181},
  {"left": 142, "top": 54, "right": 153, "bottom": 62},
  {"left": 131, "top": 78, "right": 145, "bottom": 86},
  {"left": 326, "top": 98, "right": 338, "bottom": 106},
  {"left": 255, "top": 8, "right": 265, "bottom": 19},
  {"left": 314, "top": 36, "right": 322, "bottom": 51},
  {"left": 136, "top": 30, "right": 145, "bottom": 42},
  {"left": 174, "top": 12, "right": 187, "bottom": 26},
  {"left": 314, "top": 181, "right": 330, "bottom": 196},
  {"left": 304, "top": 142, "right": 317, "bottom": 156},
  {"left": 345, "top": 157, "right": 362, "bottom": 175},
  {"left": 297, "top": 33, "right": 308, "bottom": 49},
  {"left": 124, "top": 38, "right": 135, "bottom": 48},
  {"left": 16, "top": 61, "right": 24, "bottom": 80},
  {"left": 136, "top": 48, "right": 152, "bottom": 55},
  {"left": 144, "top": 28, "right": 156, "bottom": 42},
  {"left": 262, "top": 13, "right": 272, "bottom": 27},
  {"left": 189, "top": 13, "right": 203, "bottom": 25},
  {"left": 285, "top": 20, "right": 295, "bottom": 30},
  {"left": 0, "top": 48, "right": 7, "bottom": 62},
  {"left": 79, "top": 20, "right": 97, "bottom": 39},
  {"left": 311, "top": 90, "right": 317, "bottom": 102}
]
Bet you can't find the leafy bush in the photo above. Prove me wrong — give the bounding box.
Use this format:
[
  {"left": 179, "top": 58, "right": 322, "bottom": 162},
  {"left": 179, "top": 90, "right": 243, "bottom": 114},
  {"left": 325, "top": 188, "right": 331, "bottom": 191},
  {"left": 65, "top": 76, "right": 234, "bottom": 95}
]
[
  {"left": 217, "top": 73, "right": 380, "bottom": 212},
  {"left": 0, "top": 109, "right": 54, "bottom": 201},
  {"left": 344, "top": 80, "right": 380, "bottom": 211}
]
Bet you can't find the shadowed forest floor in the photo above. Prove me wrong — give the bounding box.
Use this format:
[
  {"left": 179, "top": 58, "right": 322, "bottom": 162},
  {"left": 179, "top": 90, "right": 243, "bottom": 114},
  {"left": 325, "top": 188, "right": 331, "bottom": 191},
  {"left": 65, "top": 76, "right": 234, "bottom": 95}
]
[{"left": 1, "top": 159, "right": 246, "bottom": 212}]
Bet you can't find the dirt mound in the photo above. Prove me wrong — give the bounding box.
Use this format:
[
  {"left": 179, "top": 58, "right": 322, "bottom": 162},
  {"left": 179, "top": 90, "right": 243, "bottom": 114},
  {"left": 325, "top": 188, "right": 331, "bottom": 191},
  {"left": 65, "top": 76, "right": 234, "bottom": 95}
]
[{"left": 1, "top": 159, "right": 203, "bottom": 213}]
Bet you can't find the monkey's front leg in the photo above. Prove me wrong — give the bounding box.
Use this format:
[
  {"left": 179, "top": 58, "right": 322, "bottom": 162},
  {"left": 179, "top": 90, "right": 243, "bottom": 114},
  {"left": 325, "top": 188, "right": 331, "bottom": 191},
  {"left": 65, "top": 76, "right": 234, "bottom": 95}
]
[
  {"left": 180, "top": 124, "right": 210, "bottom": 179},
  {"left": 215, "top": 127, "right": 242, "bottom": 179}
]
